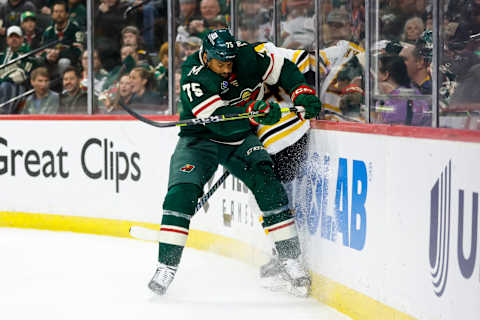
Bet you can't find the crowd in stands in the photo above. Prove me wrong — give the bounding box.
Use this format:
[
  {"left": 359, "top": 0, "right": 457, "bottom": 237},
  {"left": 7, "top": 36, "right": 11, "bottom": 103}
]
[
  {"left": 0, "top": 0, "right": 186, "bottom": 115},
  {"left": 0, "top": 0, "right": 479, "bottom": 130}
]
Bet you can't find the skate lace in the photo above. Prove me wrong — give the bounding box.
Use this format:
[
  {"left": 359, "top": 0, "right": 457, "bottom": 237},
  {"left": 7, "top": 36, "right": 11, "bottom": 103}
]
[{"left": 153, "top": 263, "right": 177, "bottom": 286}]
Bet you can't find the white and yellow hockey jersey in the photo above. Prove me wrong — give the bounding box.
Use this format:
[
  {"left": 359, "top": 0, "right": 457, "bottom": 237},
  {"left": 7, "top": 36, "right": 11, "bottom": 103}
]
[
  {"left": 254, "top": 42, "right": 312, "bottom": 155},
  {"left": 315, "top": 40, "right": 365, "bottom": 122},
  {"left": 253, "top": 40, "right": 365, "bottom": 154}
]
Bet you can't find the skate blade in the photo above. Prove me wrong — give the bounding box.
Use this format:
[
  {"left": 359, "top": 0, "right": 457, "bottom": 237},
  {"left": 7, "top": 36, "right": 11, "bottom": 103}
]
[
  {"left": 288, "top": 283, "right": 310, "bottom": 298},
  {"left": 260, "top": 274, "right": 291, "bottom": 292},
  {"left": 260, "top": 275, "right": 310, "bottom": 298}
]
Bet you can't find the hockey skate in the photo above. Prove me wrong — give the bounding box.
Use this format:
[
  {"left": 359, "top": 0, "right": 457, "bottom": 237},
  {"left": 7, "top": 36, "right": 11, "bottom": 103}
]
[
  {"left": 260, "top": 254, "right": 311, "bottom": 297},
  {"left": 148, "top": 263, "right": 177, "bottom": 295},
  {"left": 279, "top": 257, "right": 311, "bottom": 297},
  {"left": 260, "top": 249, "right": 283, "bottom": 278}
]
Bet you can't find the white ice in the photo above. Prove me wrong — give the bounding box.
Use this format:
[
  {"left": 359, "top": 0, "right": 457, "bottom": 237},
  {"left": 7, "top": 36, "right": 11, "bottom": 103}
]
[{"left": 0, "top": 228, "right": 350, "bottom": 320}]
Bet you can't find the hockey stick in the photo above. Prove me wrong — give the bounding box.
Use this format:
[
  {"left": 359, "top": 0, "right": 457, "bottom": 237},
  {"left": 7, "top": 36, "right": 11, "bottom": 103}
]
[
  {"left": 129, "top": 170, "right": 231, "bottom": 241},
  {"left": 0, "top": 89, "right": 33, "bottom": 110},
  {"left": 118, "top": 100, "right": 305, "bottom": 128}
]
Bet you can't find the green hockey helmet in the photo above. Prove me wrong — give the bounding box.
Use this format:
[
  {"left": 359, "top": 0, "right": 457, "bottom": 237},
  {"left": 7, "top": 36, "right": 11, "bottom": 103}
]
[{"left": 202, "top": 29, "right": 238, "bottom": 62}]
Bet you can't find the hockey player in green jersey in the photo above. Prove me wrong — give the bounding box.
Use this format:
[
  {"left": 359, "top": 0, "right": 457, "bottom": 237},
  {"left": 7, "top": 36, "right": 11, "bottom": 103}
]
[{"left": 148, "top": 29, "right": 322, "bottom": 297}]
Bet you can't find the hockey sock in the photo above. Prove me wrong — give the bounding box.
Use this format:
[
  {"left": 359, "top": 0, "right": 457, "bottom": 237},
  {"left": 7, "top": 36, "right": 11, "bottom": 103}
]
[
  {"left": 248, "top": 162, "right": 289, "bottom": 212},
  {"left": 262, "top": 208, "right": 301, "bottom": 259},
  {"left": 158, "top": 184, "right": 202, "bottom": 266}
]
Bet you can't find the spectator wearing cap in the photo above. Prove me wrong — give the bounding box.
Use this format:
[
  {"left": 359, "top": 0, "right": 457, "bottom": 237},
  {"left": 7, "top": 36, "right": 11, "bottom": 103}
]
[
  {"left": 20, "top": 11, "right": 42, "bottom": 50},
  {"left": 0, "top": 0, "right": 37, "bottom": 51},
  {"left": 120, "top": 25, "right": 154, "bottom": 66},
  {"left": 323, "top": 7, "right": 351, "bottom": 46},
  {"left": 68, "top": 0, "right": 87, "bottom": 31},
  {"left": 0, "top": 25, "right": 36, "bottom": 114},
  {"left": 177, "top": 35, "right": 201, "bottom": 61}
]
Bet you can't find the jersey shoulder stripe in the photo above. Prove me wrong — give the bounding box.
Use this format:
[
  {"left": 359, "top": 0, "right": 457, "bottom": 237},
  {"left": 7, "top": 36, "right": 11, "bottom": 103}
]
[{"left": 192, "top": 94, "right": 224, "bottom": 118}]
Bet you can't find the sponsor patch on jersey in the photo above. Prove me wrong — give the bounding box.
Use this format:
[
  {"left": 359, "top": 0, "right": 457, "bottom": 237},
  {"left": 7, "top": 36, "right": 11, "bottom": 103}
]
[
  {"left": 180, "top": 164, "right": 195, "bottom": 173},
  {"left": 246, "top": 145, "right": 265, "bottom": 156}
]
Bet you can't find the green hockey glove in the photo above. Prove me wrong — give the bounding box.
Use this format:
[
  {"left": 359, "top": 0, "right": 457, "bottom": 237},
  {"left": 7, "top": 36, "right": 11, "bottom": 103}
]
[
  {"left": 290, "top": 85, "right": 322, "bottom": 119},
  {"left": 246, "top": 100, "right": 282, "bottom": 126}
]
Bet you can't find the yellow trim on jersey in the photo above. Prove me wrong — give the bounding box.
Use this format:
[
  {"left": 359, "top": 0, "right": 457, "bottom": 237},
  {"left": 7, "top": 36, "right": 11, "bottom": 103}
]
[
  {"left": 263, "top": 119, "right": 306, "bottom": 148},
  {"left": 298, "top": 58, "right": 310, "bottom": 72},
  {"left": 257, "top": 112, "right": 297, "bottom": 136},
  {"left": 349, "top": 41, "right": 365, "bottom": 53},
  {"left": 292, "top": 50, "right": 302, "bottom": 64},
  {"left": 320, "top": 51, "right": 330, "bottom": 66},
  {"left": 254, "top": 43, "right": 265, "bottom": 52}
]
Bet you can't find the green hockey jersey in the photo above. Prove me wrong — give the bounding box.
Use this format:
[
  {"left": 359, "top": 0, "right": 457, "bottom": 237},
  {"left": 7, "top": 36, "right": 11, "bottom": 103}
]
[
  {"left": 0, "top": 43, "right": 35, "bottom": 84},
  {"left": 41, "top": 20, "right": 84, "bottom": 64},
  {"left": 179, "top": 41, "right": 307, "bottom": 143}
]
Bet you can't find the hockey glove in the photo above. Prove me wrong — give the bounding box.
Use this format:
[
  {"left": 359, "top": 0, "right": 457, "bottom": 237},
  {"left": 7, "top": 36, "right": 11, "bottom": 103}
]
[
  {"left": 246, "top": 100, "right": 282, "bottom": 126},
  {"left": 290, "top": 85, "right": 322, "bottom": 119},
  {"left": 339, "top": 84, "right": 364, "bottom": 113}
]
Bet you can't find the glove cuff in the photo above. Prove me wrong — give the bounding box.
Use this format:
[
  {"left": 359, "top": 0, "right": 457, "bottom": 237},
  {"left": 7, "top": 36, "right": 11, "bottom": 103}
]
[
  {"left": 341, "top": 84, "right": 364, "bottom": 95},
  {"left": 290, "top": 85, "right": 316, "bottom": 103}
]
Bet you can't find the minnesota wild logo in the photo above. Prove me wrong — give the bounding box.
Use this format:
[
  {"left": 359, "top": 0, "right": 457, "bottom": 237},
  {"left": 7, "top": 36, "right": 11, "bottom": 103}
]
[{"left": 180, "top": 164, "right": 195, "bottom": 173}]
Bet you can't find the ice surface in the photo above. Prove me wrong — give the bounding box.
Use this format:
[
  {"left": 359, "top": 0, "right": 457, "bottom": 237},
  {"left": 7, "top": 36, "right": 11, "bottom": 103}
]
[{"left": 0, "top": 228, "right": 350, "bottom": 320}]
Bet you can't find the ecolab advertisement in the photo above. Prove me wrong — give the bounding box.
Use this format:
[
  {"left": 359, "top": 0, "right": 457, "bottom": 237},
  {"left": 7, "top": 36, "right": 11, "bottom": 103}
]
[
  {"left": 296, "top": 130, "right": 480, "bottom": 320},
  {"left": 1, "top": 120, "right": 480, "bottom": 319}
]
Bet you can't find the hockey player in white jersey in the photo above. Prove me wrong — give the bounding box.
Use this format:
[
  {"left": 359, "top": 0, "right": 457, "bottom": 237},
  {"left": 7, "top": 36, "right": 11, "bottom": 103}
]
[{"left": 253, "top": 40, "right": 366, "bottom": 296}]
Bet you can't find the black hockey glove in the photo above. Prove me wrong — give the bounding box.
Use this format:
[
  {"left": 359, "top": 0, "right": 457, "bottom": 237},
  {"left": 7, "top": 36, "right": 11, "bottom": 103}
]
[
  {"left": 246, "top": 100, "right": 282, "bottom": 126},
  {"left": 290, "top": 85, "right": 322, "bottom": 119}
]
